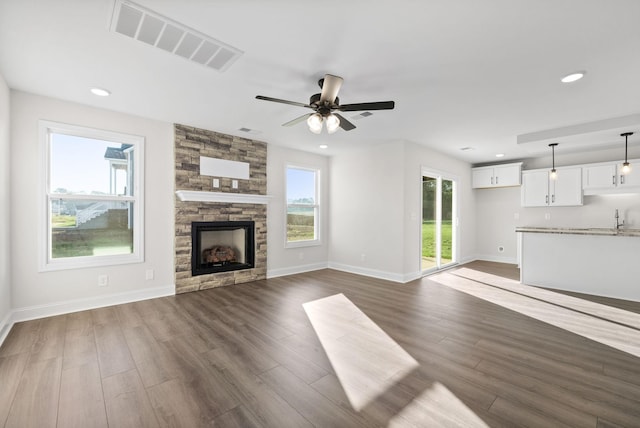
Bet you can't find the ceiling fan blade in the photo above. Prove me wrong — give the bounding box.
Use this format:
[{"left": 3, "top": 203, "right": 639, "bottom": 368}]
[
  {"left": 320, "top": 74, "right": 344, "bottom": 103},
  {"left": 282, "top": 113, "right": 312, "bottom": 127},
  {"left": 256, "top": 95, "right": 312, "bottom": 109},
  {"left": 334, "top": 113, "right": 356, "bottom": 131},
  {"left": 339, "top": 101, "right": 395, "bottom": 112}
]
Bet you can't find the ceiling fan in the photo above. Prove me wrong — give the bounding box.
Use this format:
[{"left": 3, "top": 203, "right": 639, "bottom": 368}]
[{"left": 255, "top": 74, "right": 395, "bottom": 134}]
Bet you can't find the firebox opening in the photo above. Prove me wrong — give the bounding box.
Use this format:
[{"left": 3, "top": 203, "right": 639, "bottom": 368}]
[{"left": 191, "top": 221, "right": 255, "bottom": 276}]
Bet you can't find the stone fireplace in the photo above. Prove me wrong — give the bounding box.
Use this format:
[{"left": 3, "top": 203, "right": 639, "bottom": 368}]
[{"left": 174, "top": 124, "right": 267, "bottom": 294}]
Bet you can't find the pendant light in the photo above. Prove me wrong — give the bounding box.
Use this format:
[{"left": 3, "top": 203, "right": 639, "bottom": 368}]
[
  {"left": 621, "top": 132, "right": 633, "bottom": 175},
  {"left": 549, "top": 143, "right": 558, "bottom": 180}
]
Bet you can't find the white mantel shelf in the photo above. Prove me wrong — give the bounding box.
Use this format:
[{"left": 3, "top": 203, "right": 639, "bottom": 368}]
[{"left": 175, "top": 190, "right": 271, "bottom": 204}]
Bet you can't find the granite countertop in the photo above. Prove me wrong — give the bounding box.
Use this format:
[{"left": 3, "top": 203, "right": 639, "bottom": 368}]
[{"left": 515, "top": 226, "right": 640, "bottom": 237}]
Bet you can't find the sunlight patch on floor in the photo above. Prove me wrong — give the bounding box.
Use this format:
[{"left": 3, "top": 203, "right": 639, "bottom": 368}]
[
  {"left": 431, "top": 269, "right": 640, "bottom": 359},
  {"left": 303, "top": 293, "right": 419, "bottom": 411},
  {"left": 388, "top": 382, "right": 489, "bottom": 427},
  {"left": 303, "top": 293, "right": 488, "bottom": 427}
]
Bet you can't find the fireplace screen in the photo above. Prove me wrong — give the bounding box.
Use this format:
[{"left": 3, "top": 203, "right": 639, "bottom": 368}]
[{"left": 191, "top": 221, "right": 255, "bottom": 276}]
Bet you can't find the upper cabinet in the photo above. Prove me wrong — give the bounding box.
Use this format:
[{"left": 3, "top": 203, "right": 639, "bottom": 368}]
[
  {"left": 583, "top": 160, "right": 640, "bottom": 194},
  {"left": 472, "top": 162, "right": 522, "bottom": 189},
  {"left": 521, "top": 167, "right": 583, "bottom": 207}
]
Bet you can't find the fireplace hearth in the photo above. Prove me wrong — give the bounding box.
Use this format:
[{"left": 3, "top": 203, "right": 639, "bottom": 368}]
[{"left": 191, "top": 221, "right": 255, "bottom": 276}]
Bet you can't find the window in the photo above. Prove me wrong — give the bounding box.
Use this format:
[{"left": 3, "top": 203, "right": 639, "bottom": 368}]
[
  {"left": 39, "top": 121, "right": 144, "bottom": 271},
  {"left": 286, "top": 165, "right": 320, "bottom": 247}
]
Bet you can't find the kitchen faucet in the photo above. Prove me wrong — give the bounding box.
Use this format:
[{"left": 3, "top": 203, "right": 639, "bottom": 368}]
[{"left": 615, "top": 209, "right": 624, "bottom": 230}]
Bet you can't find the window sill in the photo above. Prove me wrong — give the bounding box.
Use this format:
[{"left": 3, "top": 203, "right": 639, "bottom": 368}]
[{"left": 285, "top": 239, "right": 322, "bottom": 249}]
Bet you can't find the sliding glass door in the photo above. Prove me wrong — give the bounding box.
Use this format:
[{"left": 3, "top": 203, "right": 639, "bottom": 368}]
[{"left": 422, "top": 170, "right": 457, "bottom": 273}]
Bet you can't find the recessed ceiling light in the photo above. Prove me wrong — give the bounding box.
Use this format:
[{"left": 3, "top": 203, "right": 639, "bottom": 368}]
[
  {"left": 561, "top": 71, "right": 586, "bottom": 83},
  {"left": 495, "top": 153, "right": 505, "bottom": 158},
  {"left": 90, "top": 87, "right": 111, "bottom": 97},
  {"left": 319, "top": 144, "right": 328, "bottom": 149}
]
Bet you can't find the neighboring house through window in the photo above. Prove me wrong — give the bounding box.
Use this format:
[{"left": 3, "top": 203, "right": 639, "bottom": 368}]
[
  {"left": 39, "top": 120, "right": 144, "bottom": 271},
  {"left": 286, "top": 165, "right": 320, "bottom": 247}
]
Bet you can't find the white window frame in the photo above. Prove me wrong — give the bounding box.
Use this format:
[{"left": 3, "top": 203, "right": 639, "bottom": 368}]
[
  {"left": 38, "top": 120, "right": 145, "bottom": 271},
  {"left": 285, "top": 164, "right": 321, "bottom": 248}
]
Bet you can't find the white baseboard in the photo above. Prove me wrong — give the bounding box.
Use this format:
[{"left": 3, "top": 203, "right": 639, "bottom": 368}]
[
  {"left": 327, "top": 262, "right": 410, "bottom": 283},
  {"left": 9, "top": 284, "right": 175, "bottom": 324},
  {"left": 473, "top": 254, "right": 518, "bottom": 265},
  {"left": 0, "top": 311, "right": 12, "bottom": 348},
  {"left": 267, "top": 262, "right": 329, "bottom": 279}
]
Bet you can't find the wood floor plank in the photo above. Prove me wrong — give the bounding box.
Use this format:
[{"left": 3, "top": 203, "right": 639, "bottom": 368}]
[
  {"left": 238, "top": 323, "right": 329, "bottom": 384},
  {"left": 0, "top": 354, "right": 29, "bottom": 427},
  {"left": 91, "top": 306, "right": 119, "bottom": 326},
  {"left": 260, "top": 365, "right": 370, "bottom": 428},
  {"left": 62, "top": 322, "right": 98, "bottom": 370},
  {"left": 212, "top": 405, "right": 262, "bottom": 428},
  {"left": 102, "top": 369, "right": 159, "bottom": 428},
  {"left": 122, "top": 324, "right": 177, "bottom": 388},
  {"left": 115, "top": 302, "right": 146, "bottom": 328},
  {"left": 204, "top": 348, "right": 313, "bottom": 428},
  {"left": 57, "top": 361, "right": 108, "bottom": 427},
  {"left": 4, "top": 357, "right": 62, "bottom": 428},
  {"left": 158, "top": 335, "right": 241, "bottom": 416},
  {"left": 94, "top": 323, "right": 136, "bottom": 379},
  {"left": 146, "top": 377, "right": 233, "bottom": 427},
  {"left": 65, "top": 310, "right": 94, "bottom": 332},
  {"left": 0, "top": 320, "right": 40, "bottom": 357}
]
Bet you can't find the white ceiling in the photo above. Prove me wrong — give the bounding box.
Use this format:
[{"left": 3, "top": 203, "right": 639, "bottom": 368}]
[{"left": 1, "top": 0, "right": 639, "bottom": 164}]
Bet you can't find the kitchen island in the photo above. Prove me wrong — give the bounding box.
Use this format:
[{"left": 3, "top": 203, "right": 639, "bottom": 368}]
[{"left": 517, "top": 227, "right": 640, "bottom": 302}]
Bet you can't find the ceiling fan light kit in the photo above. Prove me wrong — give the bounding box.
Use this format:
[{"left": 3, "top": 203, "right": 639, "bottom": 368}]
[
  {"left": 307, "top": 113, "right": 323, "bottom": 134},
  {"left": 256, "top": 73, "right": 395, "bottom": 134}
]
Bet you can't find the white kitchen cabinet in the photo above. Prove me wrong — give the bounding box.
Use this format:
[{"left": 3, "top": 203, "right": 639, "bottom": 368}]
[
  {"left": 582, "top": 163, "right": 617, "bottom": 190},
  {"left": 620, "top": 167, "right": 640, "bottom": 188},
  {"left": 582, "top": 159, "right": 640, "bottom": 194},
  {"left": 521, "top": 167, "right": 583, "bottom": 207},
  {"left": 472, "top": 162, "right": 522, "bottom": 188}
]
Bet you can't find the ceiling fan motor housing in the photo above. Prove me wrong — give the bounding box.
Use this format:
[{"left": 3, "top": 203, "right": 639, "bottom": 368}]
[{"left": 309, "top": 93, "right": 338, "bottom": 116}]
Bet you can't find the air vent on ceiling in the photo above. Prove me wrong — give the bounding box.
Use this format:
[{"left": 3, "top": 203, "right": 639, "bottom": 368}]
[
  {"left": 110, "top": 0, "right": 243, "bottom": 72},
  {"left": 351, "top": 111, "right": 373, "bottom": 120},
  {"left": 238, "top": 127, "right": 261, "bottom": 135}
]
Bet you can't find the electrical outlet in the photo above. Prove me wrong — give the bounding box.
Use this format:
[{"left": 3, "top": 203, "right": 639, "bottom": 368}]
[
  {"left": 98, "top": 275, "right": 109, "bottom": 287},
  {"left": 145, "top": 269, "right": 154, "bottom": 280},
  {"left": 514, "top": 212, "right": 520, "bottom": 220},
  {"left": 498, "top": 246, "right": 505, "bottom": 253},
  {"left": 232, "top": 179, "right": 238, "bottom": 189},
  {"left": 212, "top": 178, "right": 220, "bottom": 188},
  {"left": 361, "top": 254, "right": 366, "bottom": 262},
  {"left": 544, "top": 212, "right": 551, "bottom": 220},
  {"left": 298, "top": 252, "right": 304, "bottom": 260}
]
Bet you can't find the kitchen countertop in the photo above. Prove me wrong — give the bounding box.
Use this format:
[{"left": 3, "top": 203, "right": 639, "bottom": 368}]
[{"left": 515, "top": 226, "right": 640, "bottom": 237}]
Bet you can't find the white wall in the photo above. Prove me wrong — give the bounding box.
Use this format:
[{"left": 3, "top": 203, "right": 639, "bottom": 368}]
[
  {"left": 10, "top": 91, "right": 175, "bottom": 319},
  {"left": 266, "top": 145, "right": 330, "bottom": 277},
  {"left": 0, "top": 74, "right": 11, "bottom": 341},
  {"left": 329, "top": 141, "right": 406, "bottom": 281}
]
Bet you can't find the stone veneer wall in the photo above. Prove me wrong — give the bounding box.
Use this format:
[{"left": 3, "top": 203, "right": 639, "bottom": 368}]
[{"left": 174, "top": 124, "right": 267, "bottom": 294}]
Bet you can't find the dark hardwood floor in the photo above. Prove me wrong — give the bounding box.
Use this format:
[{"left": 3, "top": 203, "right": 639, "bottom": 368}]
[{"left": 1, "top": 261, "right": 640, "bottom": 427}]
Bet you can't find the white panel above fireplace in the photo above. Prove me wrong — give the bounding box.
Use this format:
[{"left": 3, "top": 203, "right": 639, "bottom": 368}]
[{"left": 200, "top": 156, "right": 250, "bottom": 179}]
